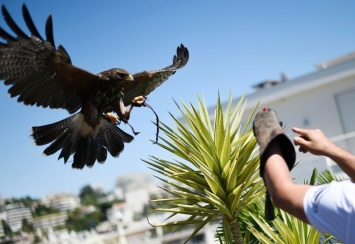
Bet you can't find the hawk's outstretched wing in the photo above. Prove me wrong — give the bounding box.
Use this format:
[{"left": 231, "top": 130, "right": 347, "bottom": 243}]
[
  {"left": 0, "top": 4, "right": 189, "bottom": 169},
  {"left": 0, "top": 4, "right": 135, "bottom": 169},
  {"left": 0, "top": 4, "right": 103, "bottom": 114},
  {"left": 122, "top": 44, "right": 189, "bottom": 106}
]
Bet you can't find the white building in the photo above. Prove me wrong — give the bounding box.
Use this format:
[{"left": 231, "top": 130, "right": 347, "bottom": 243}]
[
  {"left": 114, "top": 173, "right": 161, "bottom": 223},
  {"left": 32, "top": 212, "right": 68, "bottom": 230},
  {"left": 43, "top": 193, "right": 80, "bottom": 212},
  {"left": 109, "top": 174, "right": 220, "bottom": 244},
  {"left": 231, "top": 51, "right": 355, "bottom": 182},
  {"left": 4, "top": 203, "right": 32, "bottom": 232}
]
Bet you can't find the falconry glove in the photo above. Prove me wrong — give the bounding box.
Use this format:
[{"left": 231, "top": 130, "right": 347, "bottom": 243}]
[{"left": 253, "top": 107, "right": 296, "bottom": 220}]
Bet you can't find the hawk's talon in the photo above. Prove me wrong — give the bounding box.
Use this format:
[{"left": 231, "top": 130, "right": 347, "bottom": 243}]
[
  {"left": 132, "top": 96, "right": 147, "bottom": 107},
  {"left": 106, "top": 112, "right": 120, "bottom": 124}
]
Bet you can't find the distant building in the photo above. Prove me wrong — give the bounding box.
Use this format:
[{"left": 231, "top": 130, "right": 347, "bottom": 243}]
[
  {"left": 124, "top": 215, "right": 164, "bottom": 244},
  {"left": 115, "top": 173, "right": 156, "bottom": 199},
  {"left": 114, "top": 173, "right": 161, "bottom": 223},
  {"left": 5, "top": 203, "right": 32, "bottom": 232},
  {"left": 80, "top": 205, "right": 96, "bottom": 214},
  {"left": 230, "top": 51, "right": 355, "bottom": 182},
  {"left": 106, "top": 202, "right": 125, "bottom": 223},
  {"left": 0, "top": 210, "right": 6, "bottom": 222},
  {"left": 32, "top": 212, "right": 68, "bottom": 230},
  {"left": 109, "top": 174, "right": 220, "bottom": 244},
  {"left": 43, "top": 193, "right": 80, "bottom": 212},
  {"left": 0, "top": 211, "right": 6, "bottom": 237},
  {"left": 90, "top": 183, "right": 105, "bottom": 194}
]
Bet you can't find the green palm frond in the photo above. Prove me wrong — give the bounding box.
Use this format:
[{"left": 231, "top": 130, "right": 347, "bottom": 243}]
[
  {"left": 304, "top": 168, "right": 318, "bottom": 185},
  {"left": 245, "top": 199, "right": 340, "bottom": 244},
  {"left": 316, "top": 169, "right": 343, "bottom": 185},
  {"left": 305, "top": 168, "right": 343, "bottom": 185},
  {"left": 145, "top": 93, "right": 262, "bottom": 243},
  {"left": 246, "top": 199, "right": 320, "bottom": 244}
]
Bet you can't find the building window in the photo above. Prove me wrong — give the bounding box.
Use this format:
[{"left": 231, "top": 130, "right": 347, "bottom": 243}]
[
  {"left": 336, "top": 88, "right": 355, "bottom": 134},
  {"left": 335, "top": 88, "right": 355, "bottom": 154}
]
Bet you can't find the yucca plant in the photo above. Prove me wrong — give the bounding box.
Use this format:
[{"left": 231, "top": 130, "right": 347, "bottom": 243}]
[
  {"left": 246, "top": 204, "right": 322, "bottom": 244},
  {"left": 144, "top": 93, "right": 264, "bottom": 243}
]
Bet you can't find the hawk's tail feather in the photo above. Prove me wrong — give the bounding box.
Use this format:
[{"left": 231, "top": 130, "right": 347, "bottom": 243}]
[
  {"left": 96, "top": 140, "right": 107, "bottom": 163},
  {"left": 70, "top": 120, "right": 134, "bottom": 168},
  {"left": 72, "top": 137, "right": 97, "bottom": 169},
  {"left": 31, "top": 113, "right": 134, "bottom": 169},
  {"left": 58, "top": 130, "right": 80, "bottom": 164},
  {"left": 43, "top": 128, "right": 72, "bottom": 157},
  {"left": 99, "top": 121, "right": 133, "bottom": 158},
  {"left": 31, "top": 115, "right": 76, "bottom": 146}
]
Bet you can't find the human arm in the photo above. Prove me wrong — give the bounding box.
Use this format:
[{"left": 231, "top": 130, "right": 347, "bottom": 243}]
[{"left": 293, "top": 127, "right": 355, "bottom": 182}]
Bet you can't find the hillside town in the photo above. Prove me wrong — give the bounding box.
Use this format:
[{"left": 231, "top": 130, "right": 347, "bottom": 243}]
[{"left": 0, "top": 173, "right": 218, "bottom": 243}]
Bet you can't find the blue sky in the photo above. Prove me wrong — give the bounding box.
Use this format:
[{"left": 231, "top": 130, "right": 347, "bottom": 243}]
[{"left": 1, "top": 0, "right": 355, "bottom": 199}]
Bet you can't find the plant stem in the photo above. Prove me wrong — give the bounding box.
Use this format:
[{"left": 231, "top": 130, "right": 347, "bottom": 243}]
[{"left": 229, "top": 219, "right": 244, "bottom": 244}]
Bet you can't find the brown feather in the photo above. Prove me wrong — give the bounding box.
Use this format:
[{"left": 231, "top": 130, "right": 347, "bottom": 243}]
[
  {"left": 0, "top": 4, "right": 188, "bottom": 168},
  {"left": 124, "top": 44, "right": 189, "bottom": 106}
]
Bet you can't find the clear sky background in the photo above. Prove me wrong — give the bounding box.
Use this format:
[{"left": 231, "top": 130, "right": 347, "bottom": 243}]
[{"left": 1, "top": 0, "right": 355, "bottom": 199}]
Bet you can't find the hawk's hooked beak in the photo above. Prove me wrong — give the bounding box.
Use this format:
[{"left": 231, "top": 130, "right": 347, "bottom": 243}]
[{"left": 125, "top": 74, "right": 134, "bottom": 81}]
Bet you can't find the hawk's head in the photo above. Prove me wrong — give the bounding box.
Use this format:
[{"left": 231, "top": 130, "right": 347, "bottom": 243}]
[{"left": 99, "top": 68, "right": 134, "bottom": 82}]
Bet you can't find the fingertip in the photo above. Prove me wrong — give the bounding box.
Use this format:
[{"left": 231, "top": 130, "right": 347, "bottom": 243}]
[{"left": 293, "top": 136, "right": 300, "bottom": 144}]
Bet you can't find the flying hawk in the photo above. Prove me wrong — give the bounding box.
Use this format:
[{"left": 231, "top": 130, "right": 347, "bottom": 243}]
[{"left": 0, "top": 4, "right": 189, "bottom": 169}]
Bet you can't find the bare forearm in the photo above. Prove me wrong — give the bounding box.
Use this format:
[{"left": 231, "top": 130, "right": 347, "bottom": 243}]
[{"left": 326, "top": 144, "right": 355, "bottom": 181}]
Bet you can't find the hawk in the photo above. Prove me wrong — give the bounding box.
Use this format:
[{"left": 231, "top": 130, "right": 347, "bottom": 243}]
[{"left": 0, "top": 4, "right": 189, "bottom": 169}]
